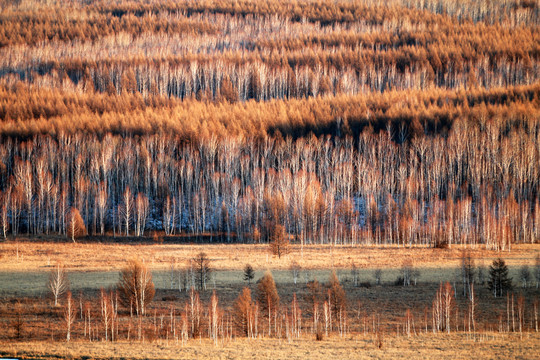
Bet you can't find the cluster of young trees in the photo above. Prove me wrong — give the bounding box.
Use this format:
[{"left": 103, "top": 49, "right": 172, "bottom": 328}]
[
  {"left": 49, "top": 264, "right": 350, "bottom": 343},
  {"left": 433, "top": 256, "right": 540, "bottom": 336},
  {"left": 42, "top": 257, "right": 539, "bottom": 344}
]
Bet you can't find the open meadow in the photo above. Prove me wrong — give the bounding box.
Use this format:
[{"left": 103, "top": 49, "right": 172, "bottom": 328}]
[
  {"left": 2, "top": 238, "right": 540, "bottom": 272},
  {"left": 0, "top": 239, "right": 539, "bottom": 359}
]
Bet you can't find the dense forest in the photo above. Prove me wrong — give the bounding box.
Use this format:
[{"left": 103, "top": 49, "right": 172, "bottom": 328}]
[{"left": 0, "top": 0, "right": 539, "bottom": 248}]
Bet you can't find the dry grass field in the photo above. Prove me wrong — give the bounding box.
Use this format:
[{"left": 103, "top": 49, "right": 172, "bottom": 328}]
[
  {"left": 1, "top": 237, "right": 538, "bottom": 272},
  {"left": 0, "top": 238, "right": 539, "bottom": 359},
  {"left": 1, "top": 333, "right": 539, "bottom": 359}
]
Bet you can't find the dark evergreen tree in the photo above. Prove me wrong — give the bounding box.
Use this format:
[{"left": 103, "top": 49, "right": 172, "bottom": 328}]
[
  {"left": 488, "top": 258, "right": 512, "bottom": 297},
  {"left": 243, "top": 263, "right": 255, "bottom": 285}
]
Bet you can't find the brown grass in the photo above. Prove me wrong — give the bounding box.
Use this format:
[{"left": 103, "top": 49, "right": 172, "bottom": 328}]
[
  {"left": 0, "top": 239, "right": 538, "bottom": 359},
  {"left": 1, "top": 333, "right": 539, "bottom": 360},
  {"left": 1, "top": 238, "right": 537, "bottom": 272}
]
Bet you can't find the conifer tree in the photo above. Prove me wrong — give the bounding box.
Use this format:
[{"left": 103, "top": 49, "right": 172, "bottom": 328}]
[{"left": 488, "top": 258, "right": 512, "bottom": 297}]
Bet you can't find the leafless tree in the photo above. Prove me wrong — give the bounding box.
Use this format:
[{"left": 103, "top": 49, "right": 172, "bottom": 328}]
[
  {"left": 9, "top": 185, "right": 22, "bottom": 236},
  {"left": 117, "top": 259, "right": 155, "bottom": 316},
  {"left": 193, "top": 252, "right": 211, "bottom": 291},
  {"left": 15, "top": 160, "right": 33, "bottom": 234},
  {"left": 96, "top": 182, "right": 108, "bottom": 235},
  {"left": 163, "top": 195, "right": 174, "bottom": 235},
  {"left": 120, "top": 186, "right": 133, "bottom": 236},
  {"left": 469, "top": 283, "right": 476, "bottom": 333},
  {"left": 0, "top": 189, "right": 9, "bottom": 238},
  {"left": 188, "top": 288, "right": 202, "bottom": 338},
  {"left": 49, "top": 263, "right": 69, "bottom": 306},
  {"left": 517, "top": 294, "right": 525, "bottom": 334},
  {"left": 442, "top": 282, "right": 454, "bottom": 333},
  {"left": 404, "top": 309, "right": 414, "bottom": 337},
  {"left": 135, "top": 193, "right": 149, "bottom": 237},
  {"left": 67, "top": 207, "right": 86, "bottom": 242},
  {"left": 209, "top": 290, "right": 220, "bottom": 345},
  {"left": 290, "top": 261, "right": 301, "bottom": 285},
  {"left": 64, "top": 291, "right": 76, "bottom": 341},
  {"left": 100, "top": 289, "right": 112, "bottom": 341},
  {"left": 433, "top": 282, "right": 453, "bottom": 333}
]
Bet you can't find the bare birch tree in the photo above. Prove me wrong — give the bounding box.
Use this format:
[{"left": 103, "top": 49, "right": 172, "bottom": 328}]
[
  {"left": 135, "top": 192, "right": 149, "bottom": 237},
  {"left": 64, "top": 291, "right": 76, "bottom": 341},
  {"left": 49, "top": 263, "right": 69, "bottom": 306},
  {"left": 67, "top": 207, "right": 86, "bottom": 242}
]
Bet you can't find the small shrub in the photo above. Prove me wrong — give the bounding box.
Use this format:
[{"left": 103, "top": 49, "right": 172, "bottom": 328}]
[
  {"left": 243, "top": 263, "right": 255, "bottom": 285},
  {"left": 376, "top": 330, "right": 384, "bottom": 349},
  {"left": 162, "top": 295, "right": 178, "bottom": 301},
  {"left": 315, "top": 328, "right": 324, "bottom": 341},
  {"left": 433, "top": 233, "right": 448, "bottom": 249},
  {"left": 359, "top": 281, "right": 371, "bottom": 288},
  {"left": 152, "top": 232, "right": 163, "bottom": 244}
]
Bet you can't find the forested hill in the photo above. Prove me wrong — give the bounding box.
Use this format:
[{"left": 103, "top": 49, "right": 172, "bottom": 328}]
[{"left": 0, "top": 0, "right": 538, "bottom": 247}]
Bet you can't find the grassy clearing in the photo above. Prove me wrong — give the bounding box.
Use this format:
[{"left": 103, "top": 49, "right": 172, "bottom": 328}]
[
  {"left": 0, "top": 265, "right": 535, "bottom": 296},
  {"left": 0, "top": 240, "right": 537, "bottom": 298}
]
